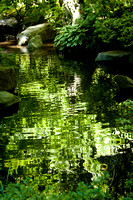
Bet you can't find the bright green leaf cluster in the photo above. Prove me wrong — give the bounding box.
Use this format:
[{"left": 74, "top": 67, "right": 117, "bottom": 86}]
[{"left": 54, "top": 23, "right": 88, "bottom": 51}]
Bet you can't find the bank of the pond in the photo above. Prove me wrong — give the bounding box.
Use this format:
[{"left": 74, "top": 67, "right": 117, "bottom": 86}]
[{"left": 0, "top": 41, "right": 56, "bottom": 54}]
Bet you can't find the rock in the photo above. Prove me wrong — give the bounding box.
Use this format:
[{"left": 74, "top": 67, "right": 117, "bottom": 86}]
[
  {"left": 114, "top": 75, "right": 133, "bottom": 101},
  {"left": 0, "top": 18, "right": 18, "bottom": 42},
  {"left": 0, "top": 91, "right": 20, "bottom": 109},
  {"left": 0, "top": 91, "right": 20, "bottom": 117},
  {"left": 28, "top": 35, "right": 43, "bottom": 51},
  {"left": 114, "top": 75, "right": 133, "bottom": 89},
  {"left": 0, "top": 18, "right": 18, "bottom": 28},
  {"left": 17, "top": 23, "right": 56, "bottom": 46},
  {"left": 5, "top": 34, "right": 16, "bottom": 41},
  {"left": 0, "top": 67, "right": 17, "bottom": 92},
  {"left": 95, "top": 51, "right": 133, "bottom": 66}
]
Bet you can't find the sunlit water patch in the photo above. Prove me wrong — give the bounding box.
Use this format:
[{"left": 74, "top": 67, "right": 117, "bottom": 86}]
[{"left": 0, "top": 49, "right": 132, "bottom": 192}]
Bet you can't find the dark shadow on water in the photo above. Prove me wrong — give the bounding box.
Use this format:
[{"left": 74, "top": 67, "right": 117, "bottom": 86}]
[
  {"left": 0, "top": 103, "right": 19, "bottom": 118},
  {"left": 97, "top": 147, "right": 133, "bottom": 198}
]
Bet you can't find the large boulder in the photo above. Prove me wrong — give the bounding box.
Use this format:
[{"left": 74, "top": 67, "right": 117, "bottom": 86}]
[
  {"left": 95, "top": 51, "right": 133, "bottom": 66},
  {"left": 0, "top": 91, "right": 20, "bottom": 117},
  {"left": 0, "top": 18, "right": 18, "bottom": 41},
  {"left": 27, "top": 35, "right": 43, "bottom": 51},
  {"left": 114, "top": 75, "right": 133, "bottom": 101},
  {"left": 0, "top": 91, "right": 20, "bottom": 109},
  {"left": 0, "top": 67, "right": 17, "bottom": 92},
  {"left": 17, "top": 23, "right": 56, "bottom": 46},
  {"left": 114, "top": 75, "right": 133, "bottom": 89}
]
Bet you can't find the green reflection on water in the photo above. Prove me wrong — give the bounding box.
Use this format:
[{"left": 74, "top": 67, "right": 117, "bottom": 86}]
[{"left": 0, "top": 50, "right": 132, "bottom": 192}]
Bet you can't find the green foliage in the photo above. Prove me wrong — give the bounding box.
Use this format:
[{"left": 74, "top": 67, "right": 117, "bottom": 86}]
[
  {"left": 94, "top": 10, "right": 133, "bottom": 47},
  {"left": 115, "top": 99, "right": 133, "bottom": 137},
  {"left": 1, "top": 173, "right": 133, "bottom": 199},
  {"left": 54, "top": 24, "right": 88, "bottom": 50},
  {"left": 54, "top": 0, "right": 133, "bottom": 51},
  {"left": 54, "top": 5, "right": 98, "bottom": 51},
  {"left": 0, "top": 173, "right": 110, "bottom": 200},
  {"left": 0, "top": 0, "right": 63, "bottom": 29},
  {"left": 44, "top": 6, "right": 64, "bottom": 29},
  {"left": 123, "top": 176, "right": 133, "bottom": 200},
  {"left": 0, "top": 177, "right": 46, "bottom": 200}
]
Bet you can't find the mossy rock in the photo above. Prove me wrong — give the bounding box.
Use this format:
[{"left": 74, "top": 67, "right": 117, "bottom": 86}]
[
  {"left": 95, "top": 51, "right": 133, "bottom": 66},
  {"left": 17, "top": 23, "right": 56, "bottom": 46},
  {"left": 114, "top": 75, "right": 133, "bottom": 89},
  {"left": 0, "top": 67, "right": 17, "bottom": 92},
  {"left": 0, "top": 91, "right": 20, "bottom": 109},
  {"left": 28, "top": 35, "right": 43, "bottom": 51}
]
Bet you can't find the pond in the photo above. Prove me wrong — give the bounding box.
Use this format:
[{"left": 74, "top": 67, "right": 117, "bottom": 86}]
[{"left": 0, "top": 46, "right": 133, "bottom": 194}]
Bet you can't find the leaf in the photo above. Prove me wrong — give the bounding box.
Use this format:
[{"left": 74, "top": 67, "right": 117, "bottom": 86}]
[{"left": 59, "top": 45, "right": 65, "bottom": 51}]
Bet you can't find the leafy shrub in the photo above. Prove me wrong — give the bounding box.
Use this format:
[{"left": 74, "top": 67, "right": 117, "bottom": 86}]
[
  {"left": 0, "top": 177, "right": 46, "bottom": 200},
  {"left": 94, "top": 11, "right": 133, "bottom": 48},
  {"left": 44, "top": 6, "right": 64, "bottom": 29},
  {"left": 1, "top": 173, "right": 133, "bottom": 199},
  {"left": 54, "top": 24, "right": 88, "bottom": 51},
  {"left": 123, "top": 176, "right": 133, "bottom": 200},
  {"left": 20, "top": 3, "right": 63, "bottom": 28},
  {"left": 54, "top": 1, "right": 133, "bottom": 51},
  {"left": 54, "top": 6, "right": 98, "bottom": 51},
  {"left": 0, "top": 0, "right": 63, "bottom": 29},
  {"left": 0, "top": 173, "right": 110, "bottom": 200}
]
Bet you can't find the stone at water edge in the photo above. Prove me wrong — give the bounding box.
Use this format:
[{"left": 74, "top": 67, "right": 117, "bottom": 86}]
[
  {"left": 0, "top": 67, "right": 17, "bottom": 92},
  {"left": 95, "top": 51, "right": 133, "bottom": 65},
  {"left": 114, "top": 75, "right": 133, "bottom": 89},
  {"left": 0, "top": 91, "right": 20, "bottom": 109},
  {"left": 17, "top": 23, "right": 56, "bottom": 46},
  {"left": 114, "top": 75, "right": 133, "bottom": 101},
  {"left": 0, "top": 18, "right": 18, "bottom": 42},
  {"left": 27, "top": 35, "right": 43, "bottom": 51}
]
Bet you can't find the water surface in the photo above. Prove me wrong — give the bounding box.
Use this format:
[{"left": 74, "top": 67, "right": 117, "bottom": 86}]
[{"left": 0, "top": 47, "right": 132, "bottom": 192}]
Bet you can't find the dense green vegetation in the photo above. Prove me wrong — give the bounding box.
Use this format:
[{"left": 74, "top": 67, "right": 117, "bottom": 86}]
[
  {"left": 0, "top": 0, "right": 132, "bottom": 51},
  {"left": 54, "top": 0, "right": 133, "bottom": 51},
  {"left": 0, "top": 0, "right": 63, "bottom": 30},
  {"left": 0, "top": 174, "right": 133, "bottom": 199}
]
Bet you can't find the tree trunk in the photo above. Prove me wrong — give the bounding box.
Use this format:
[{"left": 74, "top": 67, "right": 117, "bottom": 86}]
[{"left": 62, "top": 0, "right": 80, "bottom": 24}]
